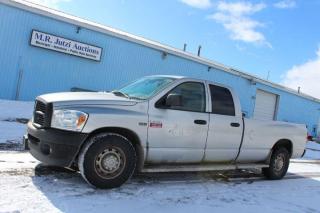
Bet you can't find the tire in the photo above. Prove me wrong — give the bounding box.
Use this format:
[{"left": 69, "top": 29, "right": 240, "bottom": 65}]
[
  {"left": 263, "top": 147, "right": 290, "bottom": 180},
  {"left": 78, "top": 133, "right": 136, "bottom": 189}
]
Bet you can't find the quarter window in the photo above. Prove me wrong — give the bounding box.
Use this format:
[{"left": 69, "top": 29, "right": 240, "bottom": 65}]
[{"left": 210, "top": 84, "right": 235, "bottom": 116}]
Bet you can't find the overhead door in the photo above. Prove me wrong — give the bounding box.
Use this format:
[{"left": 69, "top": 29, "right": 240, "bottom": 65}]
[{"left": 253, "top": 90, "right": 278, "bottom": 121}]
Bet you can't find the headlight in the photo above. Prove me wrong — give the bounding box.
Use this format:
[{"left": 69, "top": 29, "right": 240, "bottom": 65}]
[{"left": 51, "top": 110, "right": 88, "bottom": 132}]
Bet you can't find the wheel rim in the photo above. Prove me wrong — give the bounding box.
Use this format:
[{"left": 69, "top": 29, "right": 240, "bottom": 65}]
[
  {"left": 94, "top": 147, "right": 126, "bottom": 179},
  {"left": 274, "top": 153, "right": 285, "bottom": 172}
]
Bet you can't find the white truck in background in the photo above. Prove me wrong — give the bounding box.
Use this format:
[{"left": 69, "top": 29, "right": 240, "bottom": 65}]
[{"left": 25, "top": 75, "right": 307, "bottom": 188}]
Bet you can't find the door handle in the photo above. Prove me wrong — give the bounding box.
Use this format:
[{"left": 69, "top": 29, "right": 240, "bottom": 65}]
[
  {"left": 194, "top": 120, "right": 207, "bottom": 125},
  {"left": 230, "top": 122, "right": 240, "bottom": 127}
]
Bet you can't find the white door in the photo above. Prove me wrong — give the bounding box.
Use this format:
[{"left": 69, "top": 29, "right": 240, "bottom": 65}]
[
  {"left": 254, "top": 90, "right": 278, "bottom": 121},
  {"left": 205, "top": 84, "right": 243, "bottom": 162},
  {"left": 147, "top": 81, "right": 209, "bottom": 163}
]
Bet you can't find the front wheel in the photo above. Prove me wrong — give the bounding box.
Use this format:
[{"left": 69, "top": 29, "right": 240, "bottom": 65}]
[
  {"left": 263, "top": 147, "right": 290, "bottom": 180},
  {"left": 78, "top": 133, "right": 136, "bottom": 189}
]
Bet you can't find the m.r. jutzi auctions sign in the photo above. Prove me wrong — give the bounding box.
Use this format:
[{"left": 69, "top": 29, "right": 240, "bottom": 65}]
[{"left": 30, "top": 30, "right": 102, "bottom": 61}]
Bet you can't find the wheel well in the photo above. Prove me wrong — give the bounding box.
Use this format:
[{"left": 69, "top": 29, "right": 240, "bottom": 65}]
[
  {"left": 272, "top": 139, "right": 293, "bottom": 157},
  {"left": 78, "top": 127, "right": 144, "bottom": 173}
]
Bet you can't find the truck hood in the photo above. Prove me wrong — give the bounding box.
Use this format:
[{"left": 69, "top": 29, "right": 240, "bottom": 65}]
[{"left": 38, "top": 92, "right": 138, "bottom": 106}]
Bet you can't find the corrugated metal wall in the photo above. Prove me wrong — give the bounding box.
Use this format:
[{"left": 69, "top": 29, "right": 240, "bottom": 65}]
[{"left": 0, "top": 3, "right": 319, "bottom": 136}]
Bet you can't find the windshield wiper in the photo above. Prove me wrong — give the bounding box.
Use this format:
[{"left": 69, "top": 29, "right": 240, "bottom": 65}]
[
  {"left": 111, "top": 90, "right": 130, "bottom": 99},
  {"left": 129, "top": 96, "right": 146, "bottom": 101}
]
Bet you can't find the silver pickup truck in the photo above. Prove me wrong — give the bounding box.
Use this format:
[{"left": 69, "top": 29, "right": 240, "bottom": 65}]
[{"left": 26, "top": 75, "right": 307, "bottom": 188}]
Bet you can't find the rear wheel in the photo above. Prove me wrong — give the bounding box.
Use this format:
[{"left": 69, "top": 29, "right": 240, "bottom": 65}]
[
  {"left": 263, "top": 147, "right": 290, "bottom": 180},
  {"left": 78, "top": 133, "right": 136, "bottom": 189}
]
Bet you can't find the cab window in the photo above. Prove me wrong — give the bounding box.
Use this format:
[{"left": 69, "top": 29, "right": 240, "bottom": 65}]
[
  {"left": 156, "top": 82, "right": 206, "bottom": 113},
  {"left": 210, "top": 84, "right": 235, "bottom": 116}
]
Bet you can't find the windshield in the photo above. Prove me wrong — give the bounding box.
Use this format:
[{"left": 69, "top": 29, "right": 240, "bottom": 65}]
[{"left": 116, "top": 76, "right": 176, "bottom": 100}]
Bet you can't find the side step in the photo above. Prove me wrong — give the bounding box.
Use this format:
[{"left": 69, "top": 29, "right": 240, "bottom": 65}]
[{"left": 141, "top": 163, "right": 269, "bottom": 173}]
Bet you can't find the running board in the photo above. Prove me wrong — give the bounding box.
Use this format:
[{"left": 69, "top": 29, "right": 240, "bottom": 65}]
[{"left": 141, "top": 163, "right": 269, "bottom": 173}]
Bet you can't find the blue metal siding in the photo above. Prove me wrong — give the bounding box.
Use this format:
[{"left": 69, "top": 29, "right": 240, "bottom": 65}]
[
  {"left": 0, "top": 5, "right": 27, "bottom": 99},
  {"left": 256, "top": 83, "right": 320, "bottom": 135},
  {"left": 0, "top": 3, "right": 319, "bottom": 136}
]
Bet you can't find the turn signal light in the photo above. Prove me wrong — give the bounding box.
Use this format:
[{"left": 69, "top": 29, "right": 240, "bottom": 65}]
[{"left": 77, "top": 114, "right": 87, "bottom": 127}]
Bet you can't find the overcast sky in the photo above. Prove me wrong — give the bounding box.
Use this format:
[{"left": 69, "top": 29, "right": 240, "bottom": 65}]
[{"left": 28, "top": 0, "right": 320, "bottom": 99}]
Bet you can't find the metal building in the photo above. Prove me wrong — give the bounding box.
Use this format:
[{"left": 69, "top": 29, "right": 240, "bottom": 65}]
[{"left": 0, "top": 0, "right": 320, "bottom": 137}]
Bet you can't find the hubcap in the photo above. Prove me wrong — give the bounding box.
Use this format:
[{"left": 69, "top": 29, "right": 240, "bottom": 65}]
[
  {"left": 94, "top": 148, "right": 126, "bottom": 179},
  {"left": 274, "top": 154, "right": 285, "bottom": 172}
]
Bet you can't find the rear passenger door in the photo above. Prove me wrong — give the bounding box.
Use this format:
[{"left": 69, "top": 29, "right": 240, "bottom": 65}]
[{"left": 204, "top": 84, "right": 243, "bottom": 162}]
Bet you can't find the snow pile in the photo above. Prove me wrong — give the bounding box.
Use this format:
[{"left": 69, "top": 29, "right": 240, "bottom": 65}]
[
  {"left": 0, "top": 99, "right": 33, "bottom": 145},
  {"left": 304, "top": 141, "right": 320, "bottom": 159},
  {"left": 0, "top": 99, "right": 33, "bottom": 120}
]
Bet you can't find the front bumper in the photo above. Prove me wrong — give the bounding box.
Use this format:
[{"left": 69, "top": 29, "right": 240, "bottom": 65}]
[{"left": 27, "top": 121, "right": 88, "bottom": 167}]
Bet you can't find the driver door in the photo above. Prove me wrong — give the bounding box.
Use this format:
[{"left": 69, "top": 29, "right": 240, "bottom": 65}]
[{"left": 146, "top": 81, "right": 209, "bottom": 163}]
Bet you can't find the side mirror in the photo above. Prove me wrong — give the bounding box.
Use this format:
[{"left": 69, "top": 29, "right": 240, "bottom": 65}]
[{"left": 166, "top": 94, "right": 182, "bottom": 107}]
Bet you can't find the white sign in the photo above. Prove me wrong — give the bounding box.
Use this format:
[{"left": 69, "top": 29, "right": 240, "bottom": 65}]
[{"left": 30, "top": 30, "right": 102, "bottom": 61}]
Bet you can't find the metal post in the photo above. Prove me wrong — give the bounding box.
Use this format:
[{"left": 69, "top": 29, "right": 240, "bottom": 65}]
[
  {"left": 15, "top": 68, "right": 24, "bottom": 100},
  {"left": 197, "top": 45, "right": 202, "bottom": 56},
  {"left": 267, "top": 70, "right": 270, "bottom": 80},
  {"left": 15, "top": 56, "right": 23, "bottom": 100}
]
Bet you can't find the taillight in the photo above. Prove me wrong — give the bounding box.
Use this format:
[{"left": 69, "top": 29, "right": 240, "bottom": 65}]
[{"left": 307, "top": 134, "right": 313, "bottom": 141}]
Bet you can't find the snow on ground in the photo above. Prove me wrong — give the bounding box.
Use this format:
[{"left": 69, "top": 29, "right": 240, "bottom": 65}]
[
  {"left": 0, "top": 99, "right": 33, "bottom": 145},
  {"left": 0, "top": 99, "right": 33, "bottom": 120},
  {"left": 0, "top": 152, "right": 320, "bottom": 213},
  {"left": 0, "top": 121, "right": 27, "bottom": 145},
  {"left": 304, "top": 141, "right": 320, "bottom": 159},
  {"left": 3, "top": 174, "right": 320, "bottom": 213}
]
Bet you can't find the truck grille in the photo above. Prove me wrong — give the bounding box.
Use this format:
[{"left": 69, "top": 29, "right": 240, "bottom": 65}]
[{"left": 33, "top": 100, "right": 52, "bottom": 128}]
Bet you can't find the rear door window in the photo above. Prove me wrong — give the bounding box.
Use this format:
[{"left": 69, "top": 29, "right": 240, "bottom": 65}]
[{"left": 209, "top": 84, "right": 235, "bottom": 116}]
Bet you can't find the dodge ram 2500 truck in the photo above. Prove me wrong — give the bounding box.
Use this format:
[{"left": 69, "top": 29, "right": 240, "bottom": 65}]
[{"left": 25, "top": 75, "right": 307, "bottom": 188}]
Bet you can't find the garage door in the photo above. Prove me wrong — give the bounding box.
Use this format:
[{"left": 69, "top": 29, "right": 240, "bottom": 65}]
[{"left": 253, "top": 90, "right": 278, "bottom": 121}]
